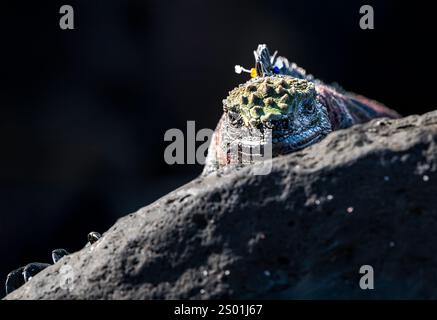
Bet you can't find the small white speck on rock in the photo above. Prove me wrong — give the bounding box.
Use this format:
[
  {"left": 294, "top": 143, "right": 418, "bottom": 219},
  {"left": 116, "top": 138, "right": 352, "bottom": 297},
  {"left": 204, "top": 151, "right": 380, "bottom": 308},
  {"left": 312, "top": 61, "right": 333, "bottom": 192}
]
[
  {"left": 423, "top": 175, "right": 430, "bottom": 182},
  {"left": 384, "top": 176, "right": 390, "bottom": 181},
  {"left": 264, "top": 270, "right": 271, "bottom": 277},
  {"left": 327, "top": 194, "right": 334, "bottom": 201},
  {"left": 224, "top": 270, "right": 230, "bottom": 276},
  {"left": 200, "top": 289, "right": 206, "bottom": 295},
  {"left": 202, "top": 270, "right": 209, "bottom": 277},
  {"left": 347, "top": 207, "right": 354, "bottom": 214}
]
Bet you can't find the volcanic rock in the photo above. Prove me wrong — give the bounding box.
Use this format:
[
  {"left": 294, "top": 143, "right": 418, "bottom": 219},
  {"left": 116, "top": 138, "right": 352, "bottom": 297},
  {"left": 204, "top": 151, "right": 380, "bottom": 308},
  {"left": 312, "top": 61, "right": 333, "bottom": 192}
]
[{"left": 5, "top": 111, "right": 437, "bottom": 299}]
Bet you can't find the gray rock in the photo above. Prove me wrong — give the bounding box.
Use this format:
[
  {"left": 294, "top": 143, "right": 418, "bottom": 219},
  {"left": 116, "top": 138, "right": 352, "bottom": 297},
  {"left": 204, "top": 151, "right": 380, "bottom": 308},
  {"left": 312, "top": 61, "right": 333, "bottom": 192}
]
[{"left": 5, "top": 111, "right": 437, "bottom": 299}]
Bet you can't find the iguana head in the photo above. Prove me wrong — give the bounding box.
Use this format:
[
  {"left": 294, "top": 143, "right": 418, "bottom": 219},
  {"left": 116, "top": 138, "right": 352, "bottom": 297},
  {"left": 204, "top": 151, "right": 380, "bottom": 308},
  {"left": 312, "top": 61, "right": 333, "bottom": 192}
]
[{"left": 222, "top": 75, "right": 332, "bottom": 154}]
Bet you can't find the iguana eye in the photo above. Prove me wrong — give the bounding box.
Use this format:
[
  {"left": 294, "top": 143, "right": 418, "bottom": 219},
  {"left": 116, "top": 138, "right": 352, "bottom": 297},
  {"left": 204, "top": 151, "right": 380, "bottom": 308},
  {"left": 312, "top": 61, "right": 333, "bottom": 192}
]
[
  {"left": 228, "top": 110, "right": 243, "bottom": 126},
  {"left": 304, "top": 103, "right": 315, "bottom": 113}
]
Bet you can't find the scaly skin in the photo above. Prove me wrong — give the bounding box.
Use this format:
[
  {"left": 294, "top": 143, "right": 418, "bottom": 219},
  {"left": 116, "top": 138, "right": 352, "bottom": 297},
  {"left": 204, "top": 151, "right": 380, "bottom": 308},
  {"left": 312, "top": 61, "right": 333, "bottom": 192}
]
[{"left": 203, "top": 44, "right": 400, "bottom": 174}]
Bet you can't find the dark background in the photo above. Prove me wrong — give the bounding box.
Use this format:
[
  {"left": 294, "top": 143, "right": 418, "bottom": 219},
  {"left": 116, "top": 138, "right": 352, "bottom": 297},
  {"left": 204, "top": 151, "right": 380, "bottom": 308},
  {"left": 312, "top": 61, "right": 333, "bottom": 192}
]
[{"left": 0, "top": 0, "right": 435, "bottom": 298}]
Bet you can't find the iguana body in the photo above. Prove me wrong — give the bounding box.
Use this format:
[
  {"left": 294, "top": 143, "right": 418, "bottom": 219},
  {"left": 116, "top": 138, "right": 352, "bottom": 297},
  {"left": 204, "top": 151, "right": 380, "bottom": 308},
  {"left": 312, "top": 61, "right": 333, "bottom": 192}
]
[{"left": 203, "top": 45, "right": 400, "bottom": 174}]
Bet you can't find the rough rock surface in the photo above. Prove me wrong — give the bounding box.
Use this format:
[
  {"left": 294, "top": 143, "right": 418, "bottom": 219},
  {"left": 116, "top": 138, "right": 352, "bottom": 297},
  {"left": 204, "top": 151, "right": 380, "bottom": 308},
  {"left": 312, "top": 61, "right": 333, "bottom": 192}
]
[{"left": 5, "top": 111, "right": 437, "bottom": 299}]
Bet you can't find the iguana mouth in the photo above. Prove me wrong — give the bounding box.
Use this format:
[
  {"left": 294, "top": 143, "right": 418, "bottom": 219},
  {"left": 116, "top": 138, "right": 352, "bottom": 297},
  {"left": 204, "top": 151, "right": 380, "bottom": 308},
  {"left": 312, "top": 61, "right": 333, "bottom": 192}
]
[
  {"left": 296, "top": 132, "right": 327, "bottom": 148},
  {"left": 273, "top": 126, "right": 330, "bottom": 152}
]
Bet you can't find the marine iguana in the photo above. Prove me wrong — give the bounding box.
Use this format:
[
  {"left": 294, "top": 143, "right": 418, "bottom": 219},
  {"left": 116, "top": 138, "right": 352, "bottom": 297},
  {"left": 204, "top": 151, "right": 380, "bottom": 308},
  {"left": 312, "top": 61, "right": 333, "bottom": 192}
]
[{"left": 203, "top": 44, "right": 400, "bottom": 175}]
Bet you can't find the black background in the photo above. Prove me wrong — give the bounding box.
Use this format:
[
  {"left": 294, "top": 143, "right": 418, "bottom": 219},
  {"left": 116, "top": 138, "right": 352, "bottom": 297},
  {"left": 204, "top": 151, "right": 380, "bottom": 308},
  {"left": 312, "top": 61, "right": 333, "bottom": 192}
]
[{"left": 0, "top": 0, "right": 435, "bottom": 298}]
